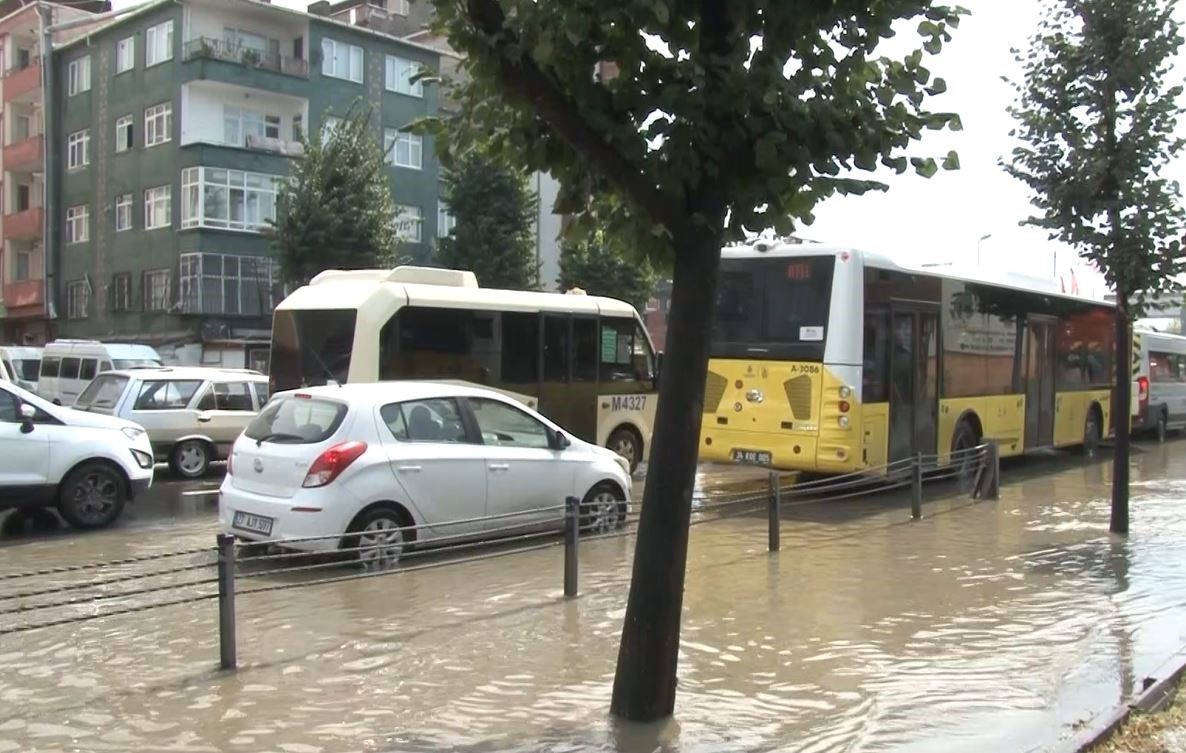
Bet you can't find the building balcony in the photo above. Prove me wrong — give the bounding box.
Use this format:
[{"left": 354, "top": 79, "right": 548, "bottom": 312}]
[
  {"left": 3, "top": 61, "right": 41, "bottom": 104},
  {"left": 3, "top": 135, "right": 43, "bottom": 174},
  {"left": 4, "top": 207, "right": 43, "bottom": 240},
  {"left": 2, "top": 278, "right": 44, "bottom": 316},
  {"left": 183, "top": 37, "right": 308, "bottom": 81}
]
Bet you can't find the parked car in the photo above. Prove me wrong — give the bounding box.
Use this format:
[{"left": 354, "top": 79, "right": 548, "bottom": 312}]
[
  {"left": 74, "top": 367, "right": 269, "bottom": 478},
  {"left": 0, "top": 380, "right": 153, "bottom": 529},
  {"left": 218, "top": 382, "right": 632, "bottom": 569},
  {"left": 0, "top": 345, "right": 41, "bottom": 392},
  {"left": 38, "top": 340, "right": 162, "bottom": 406}
]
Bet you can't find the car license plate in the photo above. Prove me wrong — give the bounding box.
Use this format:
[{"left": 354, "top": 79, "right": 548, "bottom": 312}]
[
  {"left": 732, "top": 449, "right": 772, "bottom": 466},
  {"left": 232, "top": 511, "right": 274, "bottom": 536}
]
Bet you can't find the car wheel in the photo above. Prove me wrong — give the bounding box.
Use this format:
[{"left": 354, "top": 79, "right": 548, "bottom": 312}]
[
  {"left": 58, "top": 462, "right": 127, "bottom": 530},
  {"left": 607, "top": 427, "right": 642, "bottom": 473},
  {"left": 344, "top": 506, "right": 411, "bottom": 571},
  {"left": 1083, "top": 409, "right": 1102, "bottom": 456},
  {"left": 581, "top": 483, "right": 625, "bottom": 534},
  {"left": 170, "top": 440, "right": 210, "bottom": 479}
]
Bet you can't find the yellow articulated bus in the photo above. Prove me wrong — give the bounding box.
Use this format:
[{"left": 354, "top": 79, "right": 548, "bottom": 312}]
[{"left": 700, "top": 241, "right": 1116, "bottom": 475}]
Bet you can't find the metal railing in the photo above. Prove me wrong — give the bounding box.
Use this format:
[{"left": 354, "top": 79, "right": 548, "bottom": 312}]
[
  {"left": 0, "top": 441, "right": 1001, "bottom": 670},
  {"left": 182, "top": 37, "right": 309, "bottom": 78}
]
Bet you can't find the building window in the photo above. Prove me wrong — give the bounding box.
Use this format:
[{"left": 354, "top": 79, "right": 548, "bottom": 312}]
[
  {"left": 384, "top": 55, "right": 423, "bottom": 97},
  {"left": 111, "top": 273, "right": 132, "bottom": 312},
  {"left": 393, "top": 0, "right": 409, "bottom": 14},
  {"left": 143, "top": 269, "right": 171, "bottom": 311},
  {"left": 115, "top": 115, "right": 133, "bottom": 152},
  {"left": 179, "top": 252, "right": 279, "bottom": 315},
  {"left": 66, "top": 205, "right": 89, "bottom": 244},
  {"left": 181, "top": 167, "right": 279, "bottom": 233},
  {"left": 320, "top": 115, "right": 343, "bottom": 145},
  {"left": 321, "top": 38, "right": 363, "bottom": 83},
  {"left": 67, "top": 56, "right": 90, "bottom": 95},
  {"left": 14, "top": 249, "right": 33, "bottom": 281},
  {"left": 224, "top": 106, "right": 281, "bottom": 146},
  {"left": 394, "top": 204, "right": 422, "bottom": 243},
  {"left": 146, "top": 20, "right": 173, "bottom": 67},
  {"left": 67, "top": 129, "right": 90, "bottom": 170},
  {"left": 144, "top": 185, "right": 171, "bottom": 230},
  {"left": 116, "top": 36, "right": 134, "bottom": 73},
  {"left": 145, "top": 102, "right": 172, "bottom": 147},
  {"left": 14, "top": 115, "right": 29, "bottom": 140},
  {"left": 437, "top": 202, "right": 455, "bottom": 239},
  {"left": 115, "top": 193, "right": 133, "bottom": 231},
  {"left": 384, "top": 129, "right": 422, "bottom": 169},
  {"left": 66, "top": 280, "right": 89, "bottom": 319}
]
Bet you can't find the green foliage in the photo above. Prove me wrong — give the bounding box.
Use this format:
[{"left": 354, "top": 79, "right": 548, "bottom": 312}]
[
  {"left": 426, "top": 1, "right": 966, "bottom": 261},
  {"left": 558, "top": 233, "right": 656, "bottom": 311},
  {"left": 267, "top": 103, "right": 400, "bottom": 286},
  {"left": 435, "top": 151, "right": 539, "bottom": 289},
  {"left": 1005, "top": 0, "right": 1186, "bottom": 313}
]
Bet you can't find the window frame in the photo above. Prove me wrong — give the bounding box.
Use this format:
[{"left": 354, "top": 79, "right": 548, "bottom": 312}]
[
  {"left": 145, "top": 101, "right": 172, "bottom": 147},
  {"left": 115, "top": 114, "right": 133, "bottom": 152},
  {"left": 321, "top": 38, "right": 363, "bottom": 83},
  {"left": 66, "top": 129, "right": 90, "bottom": 170},
  {"left": 111, "top": 272, "right": 132, "bottom": 312},
  {"left": 384, "top": 128, "right": 422, "bottom": 169},
  {"left": 115, "top": 36, "right": 135, "bottom": 73},
  {"left": 66, "top": 280, "right": 89, "bottom": 319},
  {"left": 145, "top": 20, "right": 174, "bottom": 67},
  {"left": 67, "top": 55, "right": 91, "bottom": 95},
  {"left": 180, "top": 166, "right": 280, "bottom": 233},
  {"left": 143, "top": 268, "right": 171, "bottom": 312},
  {"left": 65, "top": 204, "right": 89, "bottom": 244},
  {"left": 393, "top": 204, "right": 423, "bottom": 242},
  {"left": 143, "top": 184, "right": 172, "bottom": 230},
  {"left": 384, "top": 54, "right": 423, "bottom": 97},
  {"left": 437, "top": 202, "right": 455, "bottom": 239},
  {"left": 115, "top": 193, "right": 133, "bottom": 231}
]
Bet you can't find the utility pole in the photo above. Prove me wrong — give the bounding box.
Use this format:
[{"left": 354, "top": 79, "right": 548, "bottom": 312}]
[{"left": 976, "top": 233, "right": 992, "bottom": 266}]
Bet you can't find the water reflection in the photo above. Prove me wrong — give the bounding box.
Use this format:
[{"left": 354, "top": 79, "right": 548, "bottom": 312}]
[{"left": 0, "top": 446, "right": 1185, "bottom": 752}]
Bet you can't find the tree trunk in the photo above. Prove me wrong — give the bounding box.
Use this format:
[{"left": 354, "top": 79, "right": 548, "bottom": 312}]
[
  {"left": 1111, "top": 292, "right": 1131, "bottom": 535},
  {"left": 610, "top": 229, "right": 722, "bottom": 721}
]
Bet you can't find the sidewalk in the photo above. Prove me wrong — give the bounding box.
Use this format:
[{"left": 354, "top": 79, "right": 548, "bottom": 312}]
[{"left": 1093, "top": 683, "right": 1186, "bottom": 753}]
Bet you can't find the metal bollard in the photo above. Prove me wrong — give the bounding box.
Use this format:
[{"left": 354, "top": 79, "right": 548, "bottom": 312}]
[
  {"left": 216, "top": 533, "right": 238, "bottom": 670},
  {"left": 983, "top": 440, "right": 1001, "bottom": 501},
  {"left": 564, "top": 496, "right": 579, "bottom": 598},
  {"left": 767, "top": 471, "right": 781, "bottom": 552},
  {"left": 911, "top": 452, "right": 923, "bottom": 520}
]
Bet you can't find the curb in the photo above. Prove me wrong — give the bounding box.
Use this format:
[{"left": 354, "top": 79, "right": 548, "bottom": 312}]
[{"left": 1052, "top": 645, "right": 1186, "bottom": 753}]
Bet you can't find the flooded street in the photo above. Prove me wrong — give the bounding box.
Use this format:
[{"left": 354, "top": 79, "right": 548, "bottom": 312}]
[{"left": 1, "top": 445, "right": 1186, "bottom": 752}]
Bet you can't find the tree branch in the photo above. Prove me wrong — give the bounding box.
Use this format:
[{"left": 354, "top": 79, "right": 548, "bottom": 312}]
[{"left": 461, "top": 0, "right": 685, "bottom": 234}]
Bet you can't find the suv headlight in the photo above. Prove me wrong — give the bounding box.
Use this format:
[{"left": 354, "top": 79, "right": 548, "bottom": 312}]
[{"left": 122, "top": 426, "right": 146, "bottom": 441}]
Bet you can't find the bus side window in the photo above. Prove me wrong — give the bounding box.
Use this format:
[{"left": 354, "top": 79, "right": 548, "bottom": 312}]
[
  {"left": 599, "top": 318, "right": 636, "bottom": 382},
  {"left": 543, "top": 315, "right": 571, "bottom": 382},
  {"left": 572, "top": 318, "right": 598, "bottom": 382},
  {"left": 502, "top": 312, "right": 540, "bottom": 384},
  {"left": 863, "top": 311, "right": 889, "bottom": 402}
]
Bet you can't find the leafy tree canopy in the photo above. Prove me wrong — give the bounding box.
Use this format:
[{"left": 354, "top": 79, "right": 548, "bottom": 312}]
[
  {"left": 559, "top": 232, "right": 656, "bottom": 311},
  {"left": 268, "top": 102, "right": 400, "bottom": 286},
  {"left": 1005, "top": 0, "right": 1186, "bottom": 313},
  {"left": 435, "top": 151, "right": 539, "bottom": 289}
]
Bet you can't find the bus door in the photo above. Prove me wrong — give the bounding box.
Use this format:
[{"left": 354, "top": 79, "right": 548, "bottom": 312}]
[
  {"left": 888, "top": 307, "right": 939, "bottom": 464},
  {"left": 540, "top": 314, "right": 575, "bottom": 431},
  {"left": 1025, "top": 317, "right": 1057, "bottom": 447}
]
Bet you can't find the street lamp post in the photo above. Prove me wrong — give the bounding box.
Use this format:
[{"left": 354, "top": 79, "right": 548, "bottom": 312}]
[{"left": 976, "top": 233, "right": 993, "bottom": 266}]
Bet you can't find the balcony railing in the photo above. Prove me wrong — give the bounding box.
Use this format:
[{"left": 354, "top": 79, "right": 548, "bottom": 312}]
[
  {"left": 183, "top": 37, "right": 309, "bottom": 78},
  {"left": 3, "top": 278, "right": 44, "bottom": 312},
  {"left": 3, "top": 134, "right": 43, "bottom": 173},
  {"left": 4, "top": 207, "right": 43, "bottom": 241},
  {"left": 3, "top": 59, "right": 40, "bottom": 103}
]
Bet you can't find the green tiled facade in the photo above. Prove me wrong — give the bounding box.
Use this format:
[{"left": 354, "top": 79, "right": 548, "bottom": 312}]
[{"left": 49, "top": 0, "right": 441, "bottom": 359}]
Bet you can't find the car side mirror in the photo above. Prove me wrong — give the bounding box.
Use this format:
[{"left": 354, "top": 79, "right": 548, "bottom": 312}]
[
  {"left": 549, "top": 428, "right": 571, "bottom": 451},
  {"left": 19, "top": 403, "right": 35, "bottom": 434}
]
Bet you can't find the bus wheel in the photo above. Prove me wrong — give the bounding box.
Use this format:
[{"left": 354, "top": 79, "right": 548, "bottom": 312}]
[
  {"left": 1083, "top": 409, "right": 1102, "bottom": 456},
  {"left": 608, "top": 427, "right": 642, "bottom": 474},
  {"left": 951, "top": 421, "right": 980, "bottom": 493}
]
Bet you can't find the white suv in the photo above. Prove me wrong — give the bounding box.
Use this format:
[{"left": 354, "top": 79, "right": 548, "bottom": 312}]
[
  {"left": 219, "top": 382, "right": 632, "bottom": 568},
  {"left": 0, "top": 380, "right": 154, "bottom": 529}
]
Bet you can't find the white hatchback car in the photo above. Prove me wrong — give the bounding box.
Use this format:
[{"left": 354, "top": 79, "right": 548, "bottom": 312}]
[{"left": 218, "top": 382, "right": 632, "bottom": 567}]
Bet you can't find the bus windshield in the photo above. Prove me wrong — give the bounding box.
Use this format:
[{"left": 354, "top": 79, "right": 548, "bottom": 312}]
[
  {"left": 710, "top": 256, "right": 836, "bottom": 361},
  {"left": 271, "top": 309, "right": 357, "bottom": 392}
]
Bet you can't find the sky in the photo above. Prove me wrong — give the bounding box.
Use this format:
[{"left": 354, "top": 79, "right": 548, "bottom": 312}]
[{"left": 140, "top": 0, "right": 1186, "bottom": 298}]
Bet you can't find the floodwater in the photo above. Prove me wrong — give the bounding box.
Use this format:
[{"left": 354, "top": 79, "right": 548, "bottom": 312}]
[{"left": 1, "top": 446, "right": 1185, "bottom": 752}]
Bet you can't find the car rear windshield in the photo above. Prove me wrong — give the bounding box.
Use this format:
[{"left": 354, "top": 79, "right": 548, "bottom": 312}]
[
  {"left": 710, "top": 256, "right": 836, "bottom": 361},
  {"left": 243, "top": 396, "right": 348, "bottom": 444},
  {"left": 75, "top": 375, "right": 129, "bottom": 411},
  {"left": 270, "top": 309, "right": 357, "bottom": 393}
]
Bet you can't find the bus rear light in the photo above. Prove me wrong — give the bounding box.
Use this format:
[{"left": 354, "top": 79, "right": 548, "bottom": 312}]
[{"left": 838, "top": 400, "right": 851, "bottom": 413}]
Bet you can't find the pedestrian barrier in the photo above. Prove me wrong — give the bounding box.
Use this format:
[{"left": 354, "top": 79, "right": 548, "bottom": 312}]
[{"left": 0, "top": 442, "right": 1000, "bottom": 670}]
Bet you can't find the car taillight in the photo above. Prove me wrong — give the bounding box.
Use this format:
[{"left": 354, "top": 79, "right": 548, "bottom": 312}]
[
  {"left": 1138, "top": 376, "right": 1150, "bottom": 409},
  {"left": 302, "top": 441, "right": 367, "bottom": 488}
]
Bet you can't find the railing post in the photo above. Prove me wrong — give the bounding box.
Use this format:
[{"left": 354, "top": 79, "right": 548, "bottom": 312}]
[
  {"left": 216, "top": 533, "right": 237, "bottom": 670},
  {"left": 564, "top": 496, "right": 579, "bottom": 598},
  {"left": 767, "top": 471, "right": 781, "bottom": 552},
  {"left": 911, "top": 452, "right": 923, "bottom": 520},
  {"left": 984, "top": 440, "right": 1001, "bottom": 501}
]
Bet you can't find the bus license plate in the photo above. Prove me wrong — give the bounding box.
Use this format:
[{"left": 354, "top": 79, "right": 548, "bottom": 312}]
[
  {"left": 232, "top": 511, "right": 274, "bottom": 536},
  {"left": 731, "top": 449, "right": 772, "bottom": 466}
]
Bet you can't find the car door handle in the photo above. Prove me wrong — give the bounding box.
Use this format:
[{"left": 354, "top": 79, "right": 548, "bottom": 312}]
[
  {"left": 489, "top": 463, "right": 510, "bottom": 471},
  {"left": 396, "top": 465, "right": 422, "bottom": 472}
]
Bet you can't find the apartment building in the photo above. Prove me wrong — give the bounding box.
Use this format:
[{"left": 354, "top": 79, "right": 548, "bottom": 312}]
[
  {"left": 47, "top": 0, "right": 442, "bottom": 366},
  {"left": 0, "top": 0, "right": 108, "bottom": 345}
]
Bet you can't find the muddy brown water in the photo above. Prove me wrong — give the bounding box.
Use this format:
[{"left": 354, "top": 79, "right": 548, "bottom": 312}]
[{"left": 1, "top": 447, "right": 1185, "bottom": 752}]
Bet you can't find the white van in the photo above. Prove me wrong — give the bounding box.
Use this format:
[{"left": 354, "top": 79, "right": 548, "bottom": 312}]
[
  {"left": 1132, "top": 328, "right": 1186, "bottom": 440},
  {"left": 0, "top": 345, "right": 42, "bottom": 392},
  {"left": 38, "top": 340, "right": 162, "bottom": 406}
]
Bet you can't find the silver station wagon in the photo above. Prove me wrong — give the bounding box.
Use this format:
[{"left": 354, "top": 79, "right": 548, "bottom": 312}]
[{"left": 74, "top": 367, "right": 269, "bottom": 478}]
